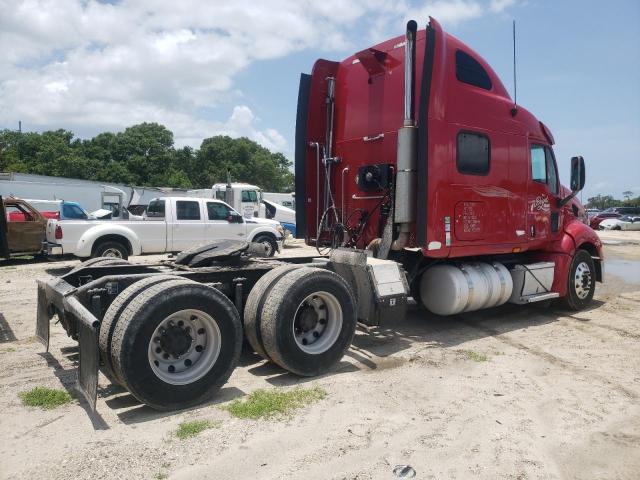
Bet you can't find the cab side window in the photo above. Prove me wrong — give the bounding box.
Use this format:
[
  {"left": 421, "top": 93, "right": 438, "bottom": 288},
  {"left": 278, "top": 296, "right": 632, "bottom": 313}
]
[
  {"left": 6, "top": 205, "right": 35, "bottom": 222},
  {"left": 176, "top": 201, "right": 200, "bottom": 220},
  {"left": 207, "top": 202, "right": 231, "bottom": 220},
  {"left": 531, "top": 145, "right": 559, "bottom": 195},
  {"left": 455, "top": 50, "right": 492, "bottom": 90},
  {"left": 146, "top": 199, "right": 165, "bottom": 218},
  {"left": 531, "top": 145, "right": 547, "bottom": 183},
  {"left": 457, "top": 131, "right": 490, "bottom": 175}
]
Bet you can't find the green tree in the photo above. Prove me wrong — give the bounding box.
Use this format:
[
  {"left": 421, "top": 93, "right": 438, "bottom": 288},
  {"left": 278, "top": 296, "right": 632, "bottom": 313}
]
[
  {"left": 0, "top": 126, "right": 294, "bottom": 193},
  {"left": 196, "top": 136, "right": 293, "bottom": 191},
  {"left": 586, "top": 194, "right": 622, "bottom": 210}
]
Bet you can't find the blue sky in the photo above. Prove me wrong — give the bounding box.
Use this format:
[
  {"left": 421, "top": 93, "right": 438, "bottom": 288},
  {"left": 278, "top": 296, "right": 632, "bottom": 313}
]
[
  {"left": 234, "top": 1, "right": 640, "bottom": 200},
  {"left": 1, "top": 0, "right": 638, "bottom": 199}
]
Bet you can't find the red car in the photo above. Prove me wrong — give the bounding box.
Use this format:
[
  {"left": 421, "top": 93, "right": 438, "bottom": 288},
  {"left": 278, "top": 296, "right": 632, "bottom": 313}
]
[{"left": 7, "top": 210, "right": 59, "bottom": 222}]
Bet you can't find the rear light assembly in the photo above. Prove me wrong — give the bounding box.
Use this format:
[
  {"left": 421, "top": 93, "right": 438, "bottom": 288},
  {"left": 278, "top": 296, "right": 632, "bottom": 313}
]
[{"left": 55, "top": 225, "right": 63, "bottom": 240}]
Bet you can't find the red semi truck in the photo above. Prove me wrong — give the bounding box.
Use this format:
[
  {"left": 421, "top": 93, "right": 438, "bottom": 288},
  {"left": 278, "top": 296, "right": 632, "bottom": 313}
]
[
  {"left": 296, "top": 17, "right": 602, "bottom": 313},
  {"left": 36, "top": 18, "right": 602, "bottom": 411}
]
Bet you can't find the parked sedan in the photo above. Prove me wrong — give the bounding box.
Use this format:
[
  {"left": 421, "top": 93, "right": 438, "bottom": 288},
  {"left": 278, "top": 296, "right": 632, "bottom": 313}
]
[{"left": 598, "top": 215, "right": 640, "bottom": 231}]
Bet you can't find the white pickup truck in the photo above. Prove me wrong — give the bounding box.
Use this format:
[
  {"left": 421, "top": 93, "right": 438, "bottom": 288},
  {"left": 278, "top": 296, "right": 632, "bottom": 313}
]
[{"left": 46, "top": 197, "right": 284, "bottom": 259}]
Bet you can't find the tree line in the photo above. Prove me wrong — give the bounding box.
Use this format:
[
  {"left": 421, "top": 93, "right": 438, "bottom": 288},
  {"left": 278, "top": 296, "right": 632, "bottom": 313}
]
[
  {"left": 0, "top": 123, "right": 294, "bottom": 192},
  {"left": 586, "top": 192, "right": 639, "bottom": 210}
]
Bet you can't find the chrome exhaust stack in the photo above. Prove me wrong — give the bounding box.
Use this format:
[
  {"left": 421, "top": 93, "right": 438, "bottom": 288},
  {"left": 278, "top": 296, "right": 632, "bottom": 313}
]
[{"left": 392, "top": 20, "right": 418, "bottom": 250}]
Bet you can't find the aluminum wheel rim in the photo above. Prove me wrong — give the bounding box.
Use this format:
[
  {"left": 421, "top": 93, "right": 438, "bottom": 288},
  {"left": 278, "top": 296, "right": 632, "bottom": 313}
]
[
  {"left": 148, "top": 309, "right": 221, "bottom": 385},
  {"left": 260, "top": 240, "right": 274, "bottom": 256},
  {"left": 102, "top": 247, "right": 123, "bottom": 258},
  {"left": 574, "top": 261, "right": 592, "bottom": 300},
  {"left": 293, "top": 291, "right": 343, "bottom": 354}
]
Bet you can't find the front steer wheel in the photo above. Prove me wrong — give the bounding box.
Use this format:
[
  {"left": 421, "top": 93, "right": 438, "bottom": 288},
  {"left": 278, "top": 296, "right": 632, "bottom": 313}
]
[
  {"left": 252, "top": 234, "right": 278, "bottom": 257},
  {"left": 110, "top": 280, "right": 242, "bottom": 410},
  {"left": 260, "top": 267, "right": 357, "bottom": 377},
  {"left": 560, "top": 249, "right": 596, "bottom": 311}
]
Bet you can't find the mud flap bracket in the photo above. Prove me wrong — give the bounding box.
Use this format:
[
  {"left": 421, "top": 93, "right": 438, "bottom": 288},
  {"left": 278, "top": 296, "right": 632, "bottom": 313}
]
[{"left": 64, "top": 296, "right": 100, "bottom": 412}]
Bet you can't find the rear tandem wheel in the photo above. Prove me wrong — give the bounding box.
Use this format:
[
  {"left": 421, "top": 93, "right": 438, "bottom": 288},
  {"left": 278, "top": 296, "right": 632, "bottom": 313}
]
[
  {"left": 110, "top": 280, "right": 243, "bottom": 410},
  {"left": 70, "top": 256, "right": 130, "bottom": 273},
  {"left": 98, "top": 274, "right": 191, "bottom": 385},
  {"left": 259, "top": 267, "right": 357, "bottom": 377},
  {"left": 243, "top": 264, "right": 302, "bottom": 359}
]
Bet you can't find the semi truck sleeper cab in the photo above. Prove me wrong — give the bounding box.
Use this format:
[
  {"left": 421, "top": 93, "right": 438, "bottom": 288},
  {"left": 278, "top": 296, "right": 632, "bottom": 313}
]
[{"left": 36, "top": 18, "right": 602, "bottom": 412}]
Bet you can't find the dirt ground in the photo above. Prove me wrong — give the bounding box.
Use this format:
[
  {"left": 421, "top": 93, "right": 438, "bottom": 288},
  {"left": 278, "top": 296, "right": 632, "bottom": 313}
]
[{"left": 0, "top": 233, "right": 639, "bottom": 480}]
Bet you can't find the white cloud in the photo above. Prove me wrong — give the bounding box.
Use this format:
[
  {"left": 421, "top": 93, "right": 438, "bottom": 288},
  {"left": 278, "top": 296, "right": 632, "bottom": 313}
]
[
  {"left": 0, "top": 0, "right": 515, "bottom": 152},
  {"left": 489, "top": 0, "right": 516, "bottom": 13},
  {"left": 406, "top": 1, "right": 484, "bottom": 26}
]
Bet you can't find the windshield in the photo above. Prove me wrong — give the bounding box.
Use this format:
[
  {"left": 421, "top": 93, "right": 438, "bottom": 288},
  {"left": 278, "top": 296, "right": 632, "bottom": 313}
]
[
  {"left": 62, "top": 203, "right": 88, "bottom": 219},
  {"left": 241, "top": 190, "right": 258, "bottom": 203}
]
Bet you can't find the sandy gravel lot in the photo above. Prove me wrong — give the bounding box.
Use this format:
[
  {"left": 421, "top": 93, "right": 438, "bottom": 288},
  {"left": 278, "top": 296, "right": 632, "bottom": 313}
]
[{"left": 0, "top": 233, "right": 639, "bottom": 480}]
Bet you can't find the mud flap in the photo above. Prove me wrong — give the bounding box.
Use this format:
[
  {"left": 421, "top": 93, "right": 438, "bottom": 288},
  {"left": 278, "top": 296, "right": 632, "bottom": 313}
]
[
  {"left": 36, "top": 281, "right": 52, "bottom": 351},
  {"left": 65, "top": 296, "right": 100, "bottom": 412}
]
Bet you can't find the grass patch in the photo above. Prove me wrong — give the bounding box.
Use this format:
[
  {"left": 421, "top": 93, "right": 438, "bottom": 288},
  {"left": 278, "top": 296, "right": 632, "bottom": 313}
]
[
  {"left": 153, "top": 472, "right": 168, "bottom": 480},
  {"left": 464, "top": 350, "right": 488, "bottom": 362},
  {"left": 19, "top": 386, "right": 73, "bottom": 409},
  {"left": 175, "top": 419, "right": 220, "bottom": 439},
  {"left": 222, "top": 387, "right": 327, "bottom": 420}
]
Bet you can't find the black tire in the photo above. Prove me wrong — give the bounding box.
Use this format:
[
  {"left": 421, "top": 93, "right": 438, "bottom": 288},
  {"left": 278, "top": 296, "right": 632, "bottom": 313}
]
[
  {"left": 98, "top": 275, "right": 189, "bottom": 385},
  {"left": 70, "top": 256, "right": 130, "bottom": 273},
  {"left": 252, "top": 234, "right": 278, "bottom": 257},
  {"left": 260, "top": 267, "right": 357, "bottom": 377},
  {"left": 111, "top": 280, "right": 242, "bottom": 410},
  {"left": 244, "top": 265, "right": 302, "bottom": 359},
  {"left": 93, "top": 240, "right": 129, "bottom": 260},
  {"left": 560, "top": 249, "right": 596, "bottom": 311}
]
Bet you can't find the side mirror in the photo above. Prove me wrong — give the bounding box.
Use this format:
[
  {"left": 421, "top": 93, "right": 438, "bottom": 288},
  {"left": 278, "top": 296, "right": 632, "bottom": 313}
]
[
  {"left": 558, "top": 156, "right": 586, "bottom": 207},
  {"left": 227, "top": 214, "right": 243, "bottom": 223},
  {"left": 570, "top": 156, "right": 586, "bottom": 192}
]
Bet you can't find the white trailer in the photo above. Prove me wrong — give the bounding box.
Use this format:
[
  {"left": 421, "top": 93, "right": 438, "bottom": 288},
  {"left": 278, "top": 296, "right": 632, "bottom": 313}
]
[{"left": 263, "top": 192, "right": 295, "bottom": 210}]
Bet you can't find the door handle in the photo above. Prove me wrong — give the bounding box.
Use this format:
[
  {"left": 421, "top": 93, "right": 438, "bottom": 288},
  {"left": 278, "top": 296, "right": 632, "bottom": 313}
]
[{"left": 530, "top": 224, "right": 535, "bottom": 237}]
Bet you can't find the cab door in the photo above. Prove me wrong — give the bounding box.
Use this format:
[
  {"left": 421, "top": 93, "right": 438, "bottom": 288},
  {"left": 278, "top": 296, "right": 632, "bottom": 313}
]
[
  {"left": 527, "top": 143, "right": 562, "bottom": 247},
  {"left": 240, "top": 190, "right": 260, "bottom": 219},
  {"left": 171, "top": 199, "right": 206, "bottom": 251},
  {"left": 4, "top": 202, "right": 45, "bottom": 253},
  {"left": 205, "top": 202, "right": 245, "bottom": 242}
]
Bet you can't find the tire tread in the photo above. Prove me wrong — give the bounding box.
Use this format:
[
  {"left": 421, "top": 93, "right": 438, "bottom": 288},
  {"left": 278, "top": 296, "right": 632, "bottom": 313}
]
[
  {"left": 98, "top": 274, "right": 189, "bottom": 385},
  {"left": 244, "top": 265, "right": 301, "bottom": 359}
]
